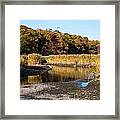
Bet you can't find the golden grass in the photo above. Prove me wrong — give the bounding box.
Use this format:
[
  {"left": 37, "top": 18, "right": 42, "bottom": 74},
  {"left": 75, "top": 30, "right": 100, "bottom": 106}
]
[
  {"left": 28, "top": 53, "right": 42, "bottom": 66},
  {"left": 20, "top": 54, "right": 100, "bottom": 70},
  {"left": 47, "top": 54, "right": 100, "bottom": 67},
  {"left": 20, "top": 55, "right": 28, "bottom": 66}
]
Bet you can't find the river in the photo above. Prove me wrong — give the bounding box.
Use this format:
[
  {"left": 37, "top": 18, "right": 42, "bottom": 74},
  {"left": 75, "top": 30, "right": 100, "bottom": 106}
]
[{"left": 20, "top": 66, "right": 100, "bottom": 100}]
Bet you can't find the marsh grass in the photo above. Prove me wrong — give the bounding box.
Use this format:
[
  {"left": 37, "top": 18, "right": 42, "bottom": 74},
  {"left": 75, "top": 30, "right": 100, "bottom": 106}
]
[
  {"left": 47, "top": 54, "right": 100, "bottom": 67},
  {"left": 20, "top": 54, "right": 100, "bottom": 71}
]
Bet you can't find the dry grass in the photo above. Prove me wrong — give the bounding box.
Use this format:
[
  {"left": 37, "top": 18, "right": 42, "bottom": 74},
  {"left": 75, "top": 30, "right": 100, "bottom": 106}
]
[
  {"left": 28, "top": 53, "right": 42, "bottom": 66},
  {"left": 47, "top": 54, "right": 100, "bottom": 67},
  {"left": 20, "top": 53, "right": 42, "bottom": 66},
  {"left": 20, "top": 54, "right": 100, "bottom": 71},
  {"left": 20, "top": 55, "right": 28, "bottom": 66}
]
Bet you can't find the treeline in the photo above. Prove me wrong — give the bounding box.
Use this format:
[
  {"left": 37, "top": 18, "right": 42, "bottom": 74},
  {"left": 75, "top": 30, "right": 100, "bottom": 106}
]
[{"left": 20, "top": 25, "right": 100, "bottom": 55}]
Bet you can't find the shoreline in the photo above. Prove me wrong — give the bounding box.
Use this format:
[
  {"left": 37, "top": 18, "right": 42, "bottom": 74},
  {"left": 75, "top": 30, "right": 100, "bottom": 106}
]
[
  {"left": 20, "top": 80, "right": 100, "bottom": 100},
  {"left": 20, "top": 65, "right": 52, "bottom": 80},
  {"left": 46, "top": 62, "right": 96, "bottom": 68}
]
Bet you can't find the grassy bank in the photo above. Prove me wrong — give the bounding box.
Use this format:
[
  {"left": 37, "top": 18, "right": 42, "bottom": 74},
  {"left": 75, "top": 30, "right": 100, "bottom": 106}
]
[
  {"left": 47, "top": 54, "right": 100, "bottom": 68},
  {"left": 20, "top": 53, "right": 100, "bottom": 68}
]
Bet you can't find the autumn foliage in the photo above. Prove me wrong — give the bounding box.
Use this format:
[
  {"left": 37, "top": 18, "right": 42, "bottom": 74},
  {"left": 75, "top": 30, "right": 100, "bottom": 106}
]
[{"left": 20, "top": 25, "right": 100, "bottom": 55}]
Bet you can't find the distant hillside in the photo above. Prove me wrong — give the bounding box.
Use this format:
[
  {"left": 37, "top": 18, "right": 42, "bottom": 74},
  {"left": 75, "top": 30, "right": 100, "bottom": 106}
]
[{"left": 20, "top": 25, "right": 100, "bottom": 55}]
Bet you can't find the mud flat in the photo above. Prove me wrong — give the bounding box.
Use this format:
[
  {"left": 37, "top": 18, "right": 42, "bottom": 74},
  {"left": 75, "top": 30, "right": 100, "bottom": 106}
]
[{"left": 20, "top": 80, "right": 100, "bottom": 100}]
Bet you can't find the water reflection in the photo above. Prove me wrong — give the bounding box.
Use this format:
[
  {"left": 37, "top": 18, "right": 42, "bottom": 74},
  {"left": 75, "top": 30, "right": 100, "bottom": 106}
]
[
  {"left": 21, "top": 75, "right": 42, "bottom": 85},
  {"left": 20, "top": 66, "right": 99, "bottom": 85}
]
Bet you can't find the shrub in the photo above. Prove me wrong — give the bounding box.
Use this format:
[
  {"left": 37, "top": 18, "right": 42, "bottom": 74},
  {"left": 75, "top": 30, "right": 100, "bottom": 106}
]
[{"left": 28, "top": 53, "right": 42, "bottom": 66}]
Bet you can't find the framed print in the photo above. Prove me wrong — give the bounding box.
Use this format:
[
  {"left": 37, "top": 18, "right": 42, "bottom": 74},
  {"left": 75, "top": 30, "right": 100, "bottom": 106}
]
[{"left": 0, "top": 0, "right": 119, "bottom": 119}]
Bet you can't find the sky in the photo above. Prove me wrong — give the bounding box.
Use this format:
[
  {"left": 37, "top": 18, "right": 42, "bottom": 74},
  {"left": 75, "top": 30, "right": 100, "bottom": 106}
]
[{"left": 20, "top": 20, "right": 100, "bottom": 40}]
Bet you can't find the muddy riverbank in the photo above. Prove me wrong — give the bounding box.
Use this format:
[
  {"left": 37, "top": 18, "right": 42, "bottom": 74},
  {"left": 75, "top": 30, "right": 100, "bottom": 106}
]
[{"left": 20, "top": 79, "right": 100, "bottom": 100}]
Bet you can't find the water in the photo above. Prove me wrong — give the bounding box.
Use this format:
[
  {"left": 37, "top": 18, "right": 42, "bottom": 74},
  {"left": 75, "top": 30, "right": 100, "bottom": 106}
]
[
  {"left": 20, "top": 66, "right": 100, "bottom": 100},
  {"left": 20, "top": 66, "right": 98, "bottom": 85}
]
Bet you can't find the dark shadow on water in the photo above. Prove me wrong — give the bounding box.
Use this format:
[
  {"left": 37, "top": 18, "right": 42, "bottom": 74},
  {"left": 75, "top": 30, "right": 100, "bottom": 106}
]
[{"left": 20, "top": 66, "right": 99, "bottom": 85}]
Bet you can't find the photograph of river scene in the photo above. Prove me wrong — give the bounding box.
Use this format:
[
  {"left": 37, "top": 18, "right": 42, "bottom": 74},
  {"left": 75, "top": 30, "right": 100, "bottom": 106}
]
[{"left": 20, "top": 20, "right": 100, "bottom": 100}]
